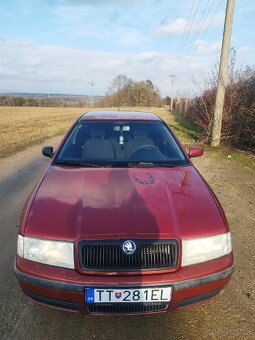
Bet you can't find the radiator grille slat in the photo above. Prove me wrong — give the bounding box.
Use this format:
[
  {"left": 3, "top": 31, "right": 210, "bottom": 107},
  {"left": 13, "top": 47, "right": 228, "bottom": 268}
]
[
  {"left": 79, "top": 240, "right": 178, "bottom": 272},
  {"left": 87, "top": 302, "right": 169, "bottom": 314}
]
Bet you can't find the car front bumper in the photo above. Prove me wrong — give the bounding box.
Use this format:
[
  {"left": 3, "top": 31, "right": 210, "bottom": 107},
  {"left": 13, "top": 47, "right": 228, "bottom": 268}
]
[{"left": 15, "top": 255, "right": 234, "bottom": 315}]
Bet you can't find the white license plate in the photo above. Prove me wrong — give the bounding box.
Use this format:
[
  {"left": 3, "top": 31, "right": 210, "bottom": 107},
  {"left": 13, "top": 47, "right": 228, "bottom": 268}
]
[{"left": 85, "top": 287, "right": 172, "bottom": 303}]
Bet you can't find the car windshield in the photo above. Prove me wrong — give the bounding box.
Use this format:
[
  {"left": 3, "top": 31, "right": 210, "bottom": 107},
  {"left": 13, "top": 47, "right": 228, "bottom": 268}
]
[{"left": 55, "top": 120, "right": 188, "bottom": 167}]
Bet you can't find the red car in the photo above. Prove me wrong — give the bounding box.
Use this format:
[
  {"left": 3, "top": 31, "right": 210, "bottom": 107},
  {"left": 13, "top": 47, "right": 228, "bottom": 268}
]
[{"left": 15, "top": 111, "right": 234, "bottom": 315}]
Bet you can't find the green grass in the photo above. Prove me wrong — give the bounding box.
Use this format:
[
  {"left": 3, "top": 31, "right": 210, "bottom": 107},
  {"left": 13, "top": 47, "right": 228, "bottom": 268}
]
[
  {"left": 168, "top": 113, "right": 201, "bottom": 145},
  {"left": 205, "top": 145, "right": 255, "bottom": 171}
]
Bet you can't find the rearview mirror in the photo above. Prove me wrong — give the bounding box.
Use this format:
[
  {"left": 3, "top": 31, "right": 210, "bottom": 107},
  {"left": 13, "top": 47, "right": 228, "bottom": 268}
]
[
  {"left": 42, "top": 146, "right": 54, "bottom": 158},
  {"left": 188, "top": 147, "right": 204, "bottom": 158}
]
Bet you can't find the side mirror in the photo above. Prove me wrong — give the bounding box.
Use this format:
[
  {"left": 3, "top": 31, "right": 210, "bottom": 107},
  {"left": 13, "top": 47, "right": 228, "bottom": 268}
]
[
  {"left": 42, "top": 146, "right": 54, "bottom": 158},
  {"left": 188, "top": 147, "right": 204, "bottom": 158}
]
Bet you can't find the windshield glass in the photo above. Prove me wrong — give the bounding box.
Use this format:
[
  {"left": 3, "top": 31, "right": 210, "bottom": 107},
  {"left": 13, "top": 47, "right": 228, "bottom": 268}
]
[{"left": 55, "top": 120, "right": 188, "bottom": 167}]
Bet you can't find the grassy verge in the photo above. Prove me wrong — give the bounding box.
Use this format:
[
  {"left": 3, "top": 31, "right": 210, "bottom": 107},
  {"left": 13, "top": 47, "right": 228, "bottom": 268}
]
[
  {"left": 162, "top": 108, "right": 255, "bottom": 171},
  {"left": 205, "top": 145, "right": 255, "bottom": 171},
  {"left": 168, "top": 113, "right": 201, "bottom": 145}
]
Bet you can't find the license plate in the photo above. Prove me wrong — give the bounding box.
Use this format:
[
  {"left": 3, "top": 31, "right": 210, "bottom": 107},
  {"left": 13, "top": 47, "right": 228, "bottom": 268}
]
[{"left": 85, "top": 287, "right": 172, "bottom": 303}]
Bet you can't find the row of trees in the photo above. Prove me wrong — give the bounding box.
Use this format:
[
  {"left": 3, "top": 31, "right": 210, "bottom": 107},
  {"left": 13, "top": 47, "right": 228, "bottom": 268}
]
[
  {"left": 0, "top": 96, "right": 40, "bottom": 107},
  {"left": 186, "top": 51, "right": 255, "bottom": 149},
  {"left": 1, "top": 75, "right": 161, "bottom": 109},
  {"left": 0, "top": 96, "right": 89, "bottom": 107},
  {"left": 95, "top": 75, "right": 161, "bottom": 108}
]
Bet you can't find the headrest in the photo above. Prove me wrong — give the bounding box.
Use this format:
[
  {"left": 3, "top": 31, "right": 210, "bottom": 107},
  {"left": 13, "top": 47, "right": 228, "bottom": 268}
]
[{"left": 90, "top": 128, "right": 106, "bottom": 138}]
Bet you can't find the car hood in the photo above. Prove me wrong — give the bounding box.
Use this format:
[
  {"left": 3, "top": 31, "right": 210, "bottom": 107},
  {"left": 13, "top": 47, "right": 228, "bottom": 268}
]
[{"left": 24, "top": 165, "right": 227, "bottom": 240}]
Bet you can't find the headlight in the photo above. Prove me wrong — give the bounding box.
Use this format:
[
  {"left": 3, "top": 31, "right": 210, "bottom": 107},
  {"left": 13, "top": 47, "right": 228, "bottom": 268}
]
[
  {"left": 17, "top": 235, "right": 74, "bottom": 269},
  {"left": 182, "top": 232, "right": 232, "bottom": 267}
]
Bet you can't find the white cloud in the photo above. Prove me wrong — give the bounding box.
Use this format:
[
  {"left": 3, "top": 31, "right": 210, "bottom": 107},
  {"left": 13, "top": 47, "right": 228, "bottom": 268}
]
[
  {"left": 154, "top": 11, "right": 225, "bottom": 36},
  {"left": 155, "top": 18, "right": 187, "bottom": 35},
  {"left": 212, "top": 11, "right": 225, "bottom": 26},
  {"left": 0, "top": 38, "right": 216, "bottom": 96},
  {"left": 194, "top": 39, "right": 221, "bottom": 54}
]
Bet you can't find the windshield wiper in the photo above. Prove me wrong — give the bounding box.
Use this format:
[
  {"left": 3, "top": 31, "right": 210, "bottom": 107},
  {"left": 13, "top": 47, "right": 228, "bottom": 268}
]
[
  {"left": 54, "top": 160, "right": 177, "bottom": 168},
  {"left": 151, "top": 163, "right": 177, "bottom": 168},
  {"left": 127, "top": 162, "right": 176, "bottom": 168},
  {"left": 101, "top": 162, "right": 157, "bottom": 168},
  {"left": 54, "top": 160, "right": 103, "bottom": 167}
]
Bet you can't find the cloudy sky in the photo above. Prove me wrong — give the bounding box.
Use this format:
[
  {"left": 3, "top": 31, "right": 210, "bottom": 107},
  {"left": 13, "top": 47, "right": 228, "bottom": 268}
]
[{"left": 0, "top": 0, "right": 254, "bottom": 97}]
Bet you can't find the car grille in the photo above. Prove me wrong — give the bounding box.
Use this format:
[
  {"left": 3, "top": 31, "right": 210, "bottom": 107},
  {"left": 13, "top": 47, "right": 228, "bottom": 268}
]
[
  {"left": 25, "top": 291, "right": 79, "bottom": 312},
  {"left": 87, "top": 302, "right": 169, "bottom": 314},
  {"left": 78, "top": 239, "right": 178, "bottom": 272}
]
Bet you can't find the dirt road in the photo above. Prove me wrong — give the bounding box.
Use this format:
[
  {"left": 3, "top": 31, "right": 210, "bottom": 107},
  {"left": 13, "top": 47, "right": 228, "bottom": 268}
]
[{"left": 0, "top": 139, "right": 254, "bottom": 340}]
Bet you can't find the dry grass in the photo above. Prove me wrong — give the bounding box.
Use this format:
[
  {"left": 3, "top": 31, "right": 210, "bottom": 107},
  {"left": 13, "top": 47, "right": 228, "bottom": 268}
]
[
  {"left": 0, "top": 106, "right": 200, "bottom": 158},
  {"left": 0, "top": 107, "right": 84, "bottom": 158}
]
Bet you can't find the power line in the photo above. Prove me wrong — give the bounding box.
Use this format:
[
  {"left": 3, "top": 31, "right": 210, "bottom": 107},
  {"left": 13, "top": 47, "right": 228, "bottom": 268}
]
[
  {"left": 177, "top": 0, "right": 202, "bottom": 61},
  {"left": 174, "top": 0, "right": 225, "bottom": 84},
  {"left": 176, "top": 0, "right": 196, "bottom": 57},
  {"left": 172, "top": 0, "right": 202, "bottom": 77},
  {"left": 199, "top": 0, "right": 225, "bottom": 40},
  {"left": 170, "top": 0, "right": 226, "bottom": 97},
  {"left": 184, "top": 0, "right": 217, "bottom": 53}
]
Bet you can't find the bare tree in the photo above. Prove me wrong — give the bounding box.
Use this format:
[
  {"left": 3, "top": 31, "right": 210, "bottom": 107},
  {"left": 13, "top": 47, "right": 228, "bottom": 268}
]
[
  {"left": 108, "top": 74, "right": 131, "bottom": 110},
  {"left": 101, "top": 75, "right": 161, "bottom": 108}
]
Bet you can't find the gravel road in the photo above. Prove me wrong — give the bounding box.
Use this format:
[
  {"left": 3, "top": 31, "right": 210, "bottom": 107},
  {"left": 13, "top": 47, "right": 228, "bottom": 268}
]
[{"left": 0, "top": 139, "right": 254, "bottom": 340}]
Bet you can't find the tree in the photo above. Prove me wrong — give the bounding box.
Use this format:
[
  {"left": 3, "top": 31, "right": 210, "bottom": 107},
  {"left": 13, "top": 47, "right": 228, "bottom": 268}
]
[
  {"left": 108, "top": 74, "right": 132, "bottom": 110},
  {"left": 96, "top": 75, "right": 161, "bottom": 108},
  {"left": 165, "top": 96, "right": 171, "bottom": 106}
]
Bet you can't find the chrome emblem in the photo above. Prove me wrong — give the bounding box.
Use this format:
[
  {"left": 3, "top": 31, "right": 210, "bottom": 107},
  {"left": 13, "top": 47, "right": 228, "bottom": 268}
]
[{"left": 122, "top": 240, "right": 136, "bottom": 255}]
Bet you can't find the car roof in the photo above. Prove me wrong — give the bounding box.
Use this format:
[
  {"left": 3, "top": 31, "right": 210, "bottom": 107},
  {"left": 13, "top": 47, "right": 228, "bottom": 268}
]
[{"left": 80, "top": 110, "right": 162, "bottom": 121}]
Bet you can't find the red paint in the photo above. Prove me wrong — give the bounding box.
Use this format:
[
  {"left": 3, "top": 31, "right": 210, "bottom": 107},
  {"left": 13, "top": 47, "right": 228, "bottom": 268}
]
[
  {"left": 16, "top": 111, "right": 234, "bottom": 315},
  {"left": 23, "top": 166, "right": 227, "bottom": 240},
  {"left": 188, "top": 147, "right": 204, "bottom": 158}
]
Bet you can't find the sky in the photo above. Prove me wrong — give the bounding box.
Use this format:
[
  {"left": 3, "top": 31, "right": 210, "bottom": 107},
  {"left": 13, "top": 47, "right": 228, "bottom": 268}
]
[{"left": 0, "top": 0, "right": 254, "bottom": 97}]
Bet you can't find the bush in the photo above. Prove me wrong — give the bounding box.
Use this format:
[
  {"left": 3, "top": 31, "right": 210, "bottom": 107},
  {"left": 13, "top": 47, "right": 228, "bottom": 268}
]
[{"left": 187, "top": 52, "right": 255, "bottom": 150}]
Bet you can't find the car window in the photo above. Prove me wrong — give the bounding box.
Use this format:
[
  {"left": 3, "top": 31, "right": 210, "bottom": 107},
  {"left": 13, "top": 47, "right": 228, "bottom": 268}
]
[{"left": 55, "top": 120, "right": 188, "bottom": 166}]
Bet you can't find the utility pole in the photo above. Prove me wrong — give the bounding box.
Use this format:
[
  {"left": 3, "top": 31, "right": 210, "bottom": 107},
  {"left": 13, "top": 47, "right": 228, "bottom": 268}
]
[
  {"left": 176, "top": 90, "right": 181, "bottom": 113},
  {"left": 184, "top": 98, "right": 188, "bottom": 116},
  {"left": 169, "top": 74, "right": 175, "bottom": 112},
  {"left": 88, "top": 81, "right": 95, "bottom": 108},
  {"left": 211, "top": 0, "right": 235, "bottom": 146}
]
